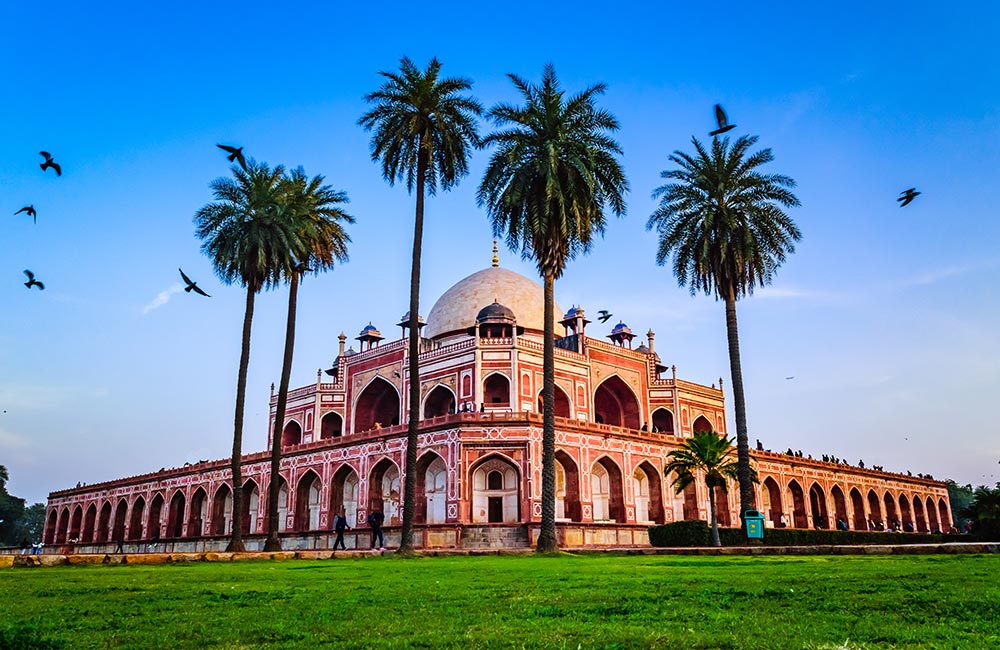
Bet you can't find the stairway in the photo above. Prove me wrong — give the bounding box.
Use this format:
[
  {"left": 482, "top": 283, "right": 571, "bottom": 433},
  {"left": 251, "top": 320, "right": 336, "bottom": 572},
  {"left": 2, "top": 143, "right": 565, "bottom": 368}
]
[{"left": 459, "top": 525, "right": 530, "bottom": 549}]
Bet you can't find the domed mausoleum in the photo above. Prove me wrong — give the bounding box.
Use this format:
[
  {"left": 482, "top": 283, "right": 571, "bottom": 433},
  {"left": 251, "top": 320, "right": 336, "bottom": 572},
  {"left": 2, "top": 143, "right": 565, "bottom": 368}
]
[{"left": 43, "top": 255, "right": 952, "bottom": 552}]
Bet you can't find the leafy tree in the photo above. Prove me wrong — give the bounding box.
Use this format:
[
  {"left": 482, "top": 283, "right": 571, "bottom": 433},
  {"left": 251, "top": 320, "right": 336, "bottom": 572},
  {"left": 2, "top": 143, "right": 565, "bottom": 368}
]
[
  {"left": 664, "top": 431, "right": 755, "bottom": 546},
  {"left": 195, "top": 161, "right": 292, "bottom": 552},
  {"left": 647, "top": 135, "right": 800, "bottom": 528},
  {"left": 945, "top": 479, "right": 974, "bottom": 528},
  {"left": 0, "top": 466, "right": 41, "bottom": 546},
  {"left": 263, "top": 168, "right": 353, "bottom": 551},
  {"left": 959, "top": 483, "right": 1000, "bottom": 537},
  {"left": 359, "top": 56, "right": 481, "bottom": 553},
  {"left": 478, "top": 65, "right": 628, "bottom": 552}
]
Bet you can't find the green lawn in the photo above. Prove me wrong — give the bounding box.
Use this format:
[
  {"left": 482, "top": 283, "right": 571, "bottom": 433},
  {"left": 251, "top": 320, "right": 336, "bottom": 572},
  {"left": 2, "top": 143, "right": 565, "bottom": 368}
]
[{"left": 1, "top": 554, "right": 998, "bottom": 649}]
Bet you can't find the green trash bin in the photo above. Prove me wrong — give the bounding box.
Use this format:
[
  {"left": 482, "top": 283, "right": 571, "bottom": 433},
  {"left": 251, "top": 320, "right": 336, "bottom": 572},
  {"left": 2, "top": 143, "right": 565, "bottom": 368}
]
[{"left": 744, "top": 510, "right": 765, "bottom": 540}]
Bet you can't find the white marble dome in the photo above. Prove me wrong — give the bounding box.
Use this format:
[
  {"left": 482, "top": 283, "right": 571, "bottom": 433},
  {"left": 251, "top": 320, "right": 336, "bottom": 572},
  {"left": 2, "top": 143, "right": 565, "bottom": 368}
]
[{"left": 424, "top": 266, "right": 563, "bottom": 339}]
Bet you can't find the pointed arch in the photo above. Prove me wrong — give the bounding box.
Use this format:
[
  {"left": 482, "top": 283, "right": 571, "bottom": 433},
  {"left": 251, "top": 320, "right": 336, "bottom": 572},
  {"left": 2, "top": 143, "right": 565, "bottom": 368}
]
[
  {"left": 937, "top": 498, "right": 949, "bottom": 531},
  {"left": 537, "top": 385, "right": 571, "bottom": 419},
  {"left": 713, "top": 479, "right": 732, "bottom": 527},
  {"left": 97, "top": 501, "right": 112, "bottom": 542},
  {"left": 682, "top": 483, "right": 699, "bottom": 520},
  {"left": 809, "top": 483, "right": 829, "bottom": 529},
  {"left": 55, "top": 507, "right": 70, "bottom": 544},
  {"left": 281, "top": 419, "right": 303, "bottom": 447},
  {"left": 295, "top": 470, "right": 323, "bottom": 531},
  {"left": 271, "top": 476, "right": 290, "bottom": 533},
  {"left": 368, "top": 458, "right": 401, "bottom": 526},
  {"left": 112, "top": 499, "right": 128, "bottom": 541},
  {"left": 241, "top": 480, "right": 260, "bottom": 535},
  {"left": 147, "top": 493, "right": 164, "bottom": 541},
  {"left": 591, "top": 456, "right": 625, "bottom": 523},
  {"left": 82, "top": 503, "right": 97, "bottom": 543},
  {"left": 762, "top": 477, "right": 784, "bottom": 527},
  {"left": 899, "top": 493, "right": 913, "bottom": 530},
  {"left": 415, "top": 452, "right": 448, "bottom": 524},
  {"left": 69, "top": 505, "right": 83, "bottom": 541},
  {"left": 554, "top": 450, "right": 581, "bottom": 522},
  {"left": 128, "top": 496, "right": 146, "bottom": 540},
  {"left": 634, "top": 461, "right": 665, "bottom": 524},
  {"left": 926, "top": 496, "right": 941, "bottom": 532},
  {"left": 867, "top": 489, "right": 883, "bottom": 528},
  {"left": 354, "top": 377, "right": 401, "bottom": 432},
  {"left": 45, "top": 508, "right": 58, "bottom": 544},
  {"left": 912, "top": 495, "right": 927, "bottom": 532},
  {"left": 849, "top": 487, "right": 867, "bottom": 530},
  {"left": 212, "top": 484, "right": 233, "bottom": 536},
  {"left": 883, "top": 491, "right": 899, "bottom": 528},
  {"left": 593, "top": 376, "right": 641, "bottom": 430},
  {"left": 471, "top": 455, "right": 520, "bottom": 523},
  {"left": 483, "top": 372, "right": 510, "bottom": 408},
  {"left": 423, "top": 384, "right": 457, "bottom": 419},
  {"left": 330, "top": 464, "right": 360, "bottom": 528},
  {"left": 320, "top": 411, "right": 343, "bottom": 439},
  {"left": 187, "top": 488, "right": 207, "bottom": 537},
  {"left": 651, "top": 407, "right": 674, "bottom": 434},
  {"left": 788, "top": 480, "right": 807, "bottom": 528},
  {"left": 692, "top": 415, "right": 714, "bottom": 433}
]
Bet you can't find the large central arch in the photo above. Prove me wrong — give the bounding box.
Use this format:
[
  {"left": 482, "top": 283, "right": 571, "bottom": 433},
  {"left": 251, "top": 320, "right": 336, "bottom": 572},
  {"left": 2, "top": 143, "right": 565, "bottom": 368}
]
[
  {"left": 593, "top": 376, "right": 641, "bottom": 430},
  {"left": 354, "top": 378, "right": 401, "bottom": 432}
]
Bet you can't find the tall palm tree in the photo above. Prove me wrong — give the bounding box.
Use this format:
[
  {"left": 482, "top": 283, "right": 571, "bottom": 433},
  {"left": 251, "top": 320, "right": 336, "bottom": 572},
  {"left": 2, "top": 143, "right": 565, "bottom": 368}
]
[
  {"left": 960, "top": 483, "right": 1000, "bottom": 536},
  {"left": 478, "top": 65, "right": 628, "bottom": 552},
  {"left": 263, "top": 168, "right": 354, "bottom": 552},
  {"left": 647, "top": 135, "right": 800, "bottom": 530},
  {"left": 194, "top": 160, "right": 291, "bottom": 552},
  {"left": 665, "top": 431, "right": 753, "bottom": 547},
  {"left": 359, "top": 56, "right": 481, "bottom": 554}
]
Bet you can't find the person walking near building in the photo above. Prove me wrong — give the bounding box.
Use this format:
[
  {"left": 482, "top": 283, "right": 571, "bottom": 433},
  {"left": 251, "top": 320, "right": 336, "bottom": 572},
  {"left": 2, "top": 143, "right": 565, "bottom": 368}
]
[
  {"left": 333, "top": 508, "right": 351, "bottom": 551},
  {"left": 368, "top": 509, "right": 385, "bottom": 550},
  {"left": 114, "top": 533, "right": 125, "bottom": 554},
  {"left": 20, "top": 539, "right": 29, "bottom": 555}
]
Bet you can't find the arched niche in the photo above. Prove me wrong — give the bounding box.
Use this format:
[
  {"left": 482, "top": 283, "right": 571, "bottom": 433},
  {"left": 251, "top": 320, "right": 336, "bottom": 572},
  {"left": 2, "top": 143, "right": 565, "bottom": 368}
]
[
  {"left": 330, "top": 465, "right": 360, "bottom": 529},
  {"left": 633, "top": 461, "right": 665, "bottom": 524},
  {"left": 112, "top": 499, "right": 128, "bottom": 541},
  {"left": 593, "top": 376, "right": 640, "bottom": 430},
  {"left": 147, "top": 493, "right": 164, "bottom": 541},
  {"left": 788, "top": 480, "right": 807, "bottom": 528},
  {"left": 128, "top": 497, "right": 145, "bottom": 541},
  {"left": 471, "top": 456, "right": 520, "bottom": 523},
  {"left": 188, "top": 488, "right": 207, "bottom": 538},
  {"left": 368, "top": 459, "right": 401, "bottom": 526},
  {"left": 241, "top": 480, "right": 260, "bottom": 535},
  {"left": 82, "top": 503, "right": 97, "bottom": 543},
  {"left": 69, "top": 505, "right": 83, "bottom": 541},
  {"left": 320, "top": 411, "right": 343, "bottom": 439},
  {"left": 281, "top": 420, "right": 302, "bottom": 447},
  {"left": 692, "top": 415, "right": 714, "bottom": 433},
  {"left": 45, "top": 508, "right": 58, "bottom": 544},
  {"left": 867, "top": 490, "right": 883, "bottom": 528},
  {"left": 56, "top": 507, "right": 70, "bottom": 544},
  {"left": 354, "top": 378, "right": 401, "bottom": 432},
  {"left": 295, "top": 471, "right": 322, "bottom": 531},
  {"left": 808, "top": 483, "right": 829, "bottom": 529},
  {"left": 415, "top": 453, "right": 448, "bottom": 524},
  {"left": 482, "top": 373, "right": 510, "bottom": 408},
  {"left": 423, "top": 385, "right": 456, "bottom": 419},
  {"left": 537, "top": 385, "right": 571, "bottom": 419},
  {"left": 97, "top": 502, "right": 112, "bottom": 543},
  {"left": 591, "top": 457, "right": 625, "bottom": 523},
  {"left": 211, "top": 484, "right": 233, "bottom": 536},
  {"left": 762, "top": 477, "right": 784, "bottom": 527},
  {"left": 712, "top": 479, "right": 732, "bottom": 528},
  {"left": 651, "top": 408, "right": 674, "bottom": 434},
  {"left": 554, "top": 450, "right": 581, "bottom": 522}
]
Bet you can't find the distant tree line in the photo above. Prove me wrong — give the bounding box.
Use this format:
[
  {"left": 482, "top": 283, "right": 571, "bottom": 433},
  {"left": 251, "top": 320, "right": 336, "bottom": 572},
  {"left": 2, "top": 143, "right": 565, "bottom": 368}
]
[{"left": 0, "top": 466, "right": 45, "bottom": 546}]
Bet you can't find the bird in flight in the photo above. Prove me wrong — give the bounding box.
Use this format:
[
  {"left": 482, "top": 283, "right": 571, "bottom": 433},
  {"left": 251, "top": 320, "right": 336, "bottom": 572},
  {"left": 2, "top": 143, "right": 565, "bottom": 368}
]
[
  {"left": 179, "top": 268, "right": 211, "bottom": 297},
  {"left": 898, "top": 188, "right": 920, "bottom": 207},
  {"left": 15, "top": 205, "right": 37, "bottom": 223},
  {"left": 39, "top": 151, "right": 61, "bottom": 176},
  {"left": 785, "top": 376, "right": 795, "bottom": 380},
  {"left": 216, "top": 144, "right": 247, "bottom": 172},
  {"left": 709, "top": 104, "right": 736, "bottom": 137},
  {"left": 23, "top": 270, "right": 44, "bottom": 290},
  {"left": 597, "top": 310, "right": 613, "bottom": 323}
]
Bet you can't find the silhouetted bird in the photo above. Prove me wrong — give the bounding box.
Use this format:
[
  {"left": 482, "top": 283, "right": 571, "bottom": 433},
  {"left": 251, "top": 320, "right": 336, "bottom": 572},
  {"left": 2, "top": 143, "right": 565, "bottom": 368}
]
[
  {"left": 216, "top": 144, "right": 247, "bottom": 172},
  {"left": 23, "top": 269, "right": 44, "bottom": 290},
  {"left": 15, "top": 205, "right": 37, "bottom": 223},
  {"left": 392, "top": 371, "right": 402, "bottom": 378},
  {"left": 898, "top": 188, "right": 921, "bottom": 207},
  {"left": 709, "top": 104, "right": 736, "bottom": 137},
  {"left": 785, "top": 376, "right": 795, "bottom": 380},
  {"left": 39, "top": 151, "right": 61, "bottom": 176},
  {"left": 597, "top": 310, "right": 613, "bottom": 323},
  {"left": 179, "top": 268, "right": 211, "bottom": 297}
]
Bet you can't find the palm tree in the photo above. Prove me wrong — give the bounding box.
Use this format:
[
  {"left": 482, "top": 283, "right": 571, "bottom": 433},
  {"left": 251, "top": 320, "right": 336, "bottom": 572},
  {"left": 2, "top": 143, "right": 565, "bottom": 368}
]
[
  {"left": 263, "top": 168, "right": 354, "bottom": 551},
  {"left": 665, "top": 431, "right": 754, "bottom": 546},
  {"left": 478, "top": 65, "right": 628, "bottom": 552},
  {"left": 959, "top": 483, "right": 1000, "bottom": 536},
  {"left": 194, "top": 160, "right": 291, "bottom": 552},
  {"left": 647, "top": 135, "right": 800, "bottom": 530},
  {"left": 359, "top": 57, "right": 481, "bottom": 554}
]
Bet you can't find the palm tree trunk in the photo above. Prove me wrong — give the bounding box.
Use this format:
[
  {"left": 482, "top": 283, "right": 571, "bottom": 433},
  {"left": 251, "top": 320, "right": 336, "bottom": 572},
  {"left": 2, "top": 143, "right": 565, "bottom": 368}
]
[
  {"left": 264, "top": 272, "right": 300, "bottom": 552},
  {"left": 708, "top": 482, "right": 721, "bottom": 547},
  {"left": 399, "top": 154, "right": 427, "bottom": 554},
  {"left": 226, "top": 288, "right": 255, "bottom": 553},
  {"left": 536, "top": 273, "right": 558, "bottom": 553},
  {"left": 724, "top": 289, "right": 755, "bottom": 527}
]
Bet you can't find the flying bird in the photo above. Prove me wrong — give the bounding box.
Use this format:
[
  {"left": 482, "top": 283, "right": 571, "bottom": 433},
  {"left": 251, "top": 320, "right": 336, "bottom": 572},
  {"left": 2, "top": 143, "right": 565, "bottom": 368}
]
[
  {"left": 23, "top": 269, "right": 44, "bottom": 290},
  {"left": 785, "top": 376, "right": 795, "bottom": 380},
  {"left": 178, "top": 268, "right": 211, "bottom": 297},
  {"left": 597, "top": 310, "right": 613, "bottom": 323},
  {"left": 216, "top": 144, "right": 247, "bottom": 172},
  {"left": 15, "top": 205, "right": 37, "bottom": 223},
  {"left": 39, "top": 151, "right": 61, "bottom": 176},
  {"left": 709, "top": 104, "right": 736, "bottom": 137},
  {"left": 897, "top": 188, "right": 920, "bottom": 207}
]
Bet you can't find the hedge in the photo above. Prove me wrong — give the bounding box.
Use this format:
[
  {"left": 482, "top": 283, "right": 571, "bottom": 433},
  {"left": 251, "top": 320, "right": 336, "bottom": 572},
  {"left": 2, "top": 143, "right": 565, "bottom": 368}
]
[{"left": 647, "top": 521, "right": 963, "bottom": 547}]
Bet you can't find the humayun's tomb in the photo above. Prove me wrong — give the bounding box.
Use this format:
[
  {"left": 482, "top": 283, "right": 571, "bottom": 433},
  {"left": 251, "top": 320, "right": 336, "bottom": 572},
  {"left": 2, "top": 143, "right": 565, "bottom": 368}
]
[{"left": 43, "top": 255, "right": 952, "bottom": 551}]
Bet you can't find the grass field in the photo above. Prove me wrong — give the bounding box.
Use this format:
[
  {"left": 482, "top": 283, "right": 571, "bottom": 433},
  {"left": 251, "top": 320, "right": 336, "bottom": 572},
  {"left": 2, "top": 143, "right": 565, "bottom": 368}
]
[{"left": 1, "top": 554, "right": 998, "bottom": 649}]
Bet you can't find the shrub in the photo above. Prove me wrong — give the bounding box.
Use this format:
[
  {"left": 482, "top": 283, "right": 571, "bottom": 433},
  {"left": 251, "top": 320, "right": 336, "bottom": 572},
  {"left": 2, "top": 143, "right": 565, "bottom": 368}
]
[
  {"left": 647, "top": 521, "right": 711, "bottom": 547},
  {"left": 648, "top": 522, "right": 956, "bottom": 547}
]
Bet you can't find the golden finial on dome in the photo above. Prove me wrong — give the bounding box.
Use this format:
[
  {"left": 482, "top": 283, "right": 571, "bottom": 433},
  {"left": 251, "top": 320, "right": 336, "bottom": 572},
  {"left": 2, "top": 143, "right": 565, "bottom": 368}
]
[{"left": 492, "top": 239, "right": 499, "bottom": 267}]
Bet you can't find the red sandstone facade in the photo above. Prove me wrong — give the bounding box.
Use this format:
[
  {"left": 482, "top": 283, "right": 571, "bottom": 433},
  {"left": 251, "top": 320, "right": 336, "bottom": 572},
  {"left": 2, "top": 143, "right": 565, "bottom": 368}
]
[{"left": 44, "top": 265, "right": 951, "bottom": 551}]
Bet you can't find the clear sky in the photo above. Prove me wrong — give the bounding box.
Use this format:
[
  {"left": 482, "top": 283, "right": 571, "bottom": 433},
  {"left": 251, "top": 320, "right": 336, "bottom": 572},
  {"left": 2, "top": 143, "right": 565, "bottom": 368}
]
[{"left": 2, "top": 2, "right": 998, "bottom": 504}]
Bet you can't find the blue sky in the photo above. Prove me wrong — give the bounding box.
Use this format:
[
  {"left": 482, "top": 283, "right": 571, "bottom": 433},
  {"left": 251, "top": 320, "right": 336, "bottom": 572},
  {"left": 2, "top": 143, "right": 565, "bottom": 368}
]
[{"left": 2, "top": 2, "right": 998, "bottom": 504}]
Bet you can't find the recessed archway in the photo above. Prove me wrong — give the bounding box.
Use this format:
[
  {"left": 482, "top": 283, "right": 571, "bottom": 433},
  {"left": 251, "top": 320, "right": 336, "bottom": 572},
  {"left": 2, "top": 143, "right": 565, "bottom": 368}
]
[
  {"left": 692, "top": 415, "right": 714, "bottom": 433},
  {"left": 188, "top": 488, "right": 207, "bottom": 538},
  {"left": 483, "top": 373, "right": 510, "bottom": 408},
  {"left": 56, "top": 507, "right": 70, "bottom": 544},
  {"left": 788, "top": 480, "right": 807, "bottom": 528},
  {"left": 593, "top": 376, "right": 641, "bottom": 430},
  {"left": 926, "top": 496, "right": 941, "bottom": 532},
  {"left": 69, "top": 505, "right": 83, "bottom": 542},
  {"left": 45, "top": 509, "right": 57, "bottom": 544},
  {"left": 330, "top": 465, "right": 360, "bottom": 529},
  {"left": 415, "top": 452, "right": 447, "bottom": 524},
  {"left": 211, "top": 484, "right": 233, "bottom": 536},
  {"left": 899, "top": 494, "right": 913, "bottom": 530},
  {"left": 241, "top": 480, "right": 260, "bottom": 535},
  {"left": 937, "top": 498, "right": 949, "bottom": 530},
  {"left": 423, "top": 385, "right": 457, "bottom": 419},
  {"left": 281, "top": 420, "right": 302, "bottom": 447},
  {"left": 867, "top": 490, "right": 883, "bottom": 528},
  {"left": 82, "top": 503, "right": 97, "bottom": 543},
  {"left": 147, "top": 493, "right": 164, "bottom": 541},
  {"left": 633, "top": 461, "right": 665, "bottom": 524},
  {"left": 713, "top": 480, "right": 732, "bottom": 528},
  {"left": 809, "top": 483, "right": 829, "bottom": 529},
  {"left": 112, "top": 499, "right": 128, "bottom": 542},
  {"left": 762, "top": 477, "right": 784, "bottom": 527},
  {"left": 555, "top": 450, "right": 581, "bottom": 522},
  {"left": 471, "top": 456, "right": 520, "bottom": 523},
  {"left": 537, "top": 385, "right": 571, "bottom": 419},
  {"left": 682, "top": 483, "right": 699, "bottom": 520},
  {"left": 591, "top": 457, "right": 625, "bottom": 523},
  {"left": 850, "top": 487, "right": 867, "bottom": 530},
  {"left": 128, "top": 497, "right": 145, "bottom": 541},
  {"left": 883, "top": 492, "right": 899, "bottom": 528},
  {"left": 651, "top": 408, "right": 674, "bottom": 434},
  {"left": 912, "top": 496, "right": 927, "bottom": 532},
  {"left": 97, "top": 502, "right": 112, "bottom": 542},
  {"left": 354, "top": 377, "right": 401, "bottom": 432},
  {"left": 368, "top": 459, "right": 401, "bottom": 526},
  {"left": 320, "top": 411, "right": 343, "bottom": 439},
  {"left": 295, "top": 471, "right": 322, "bottom": 531}
]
